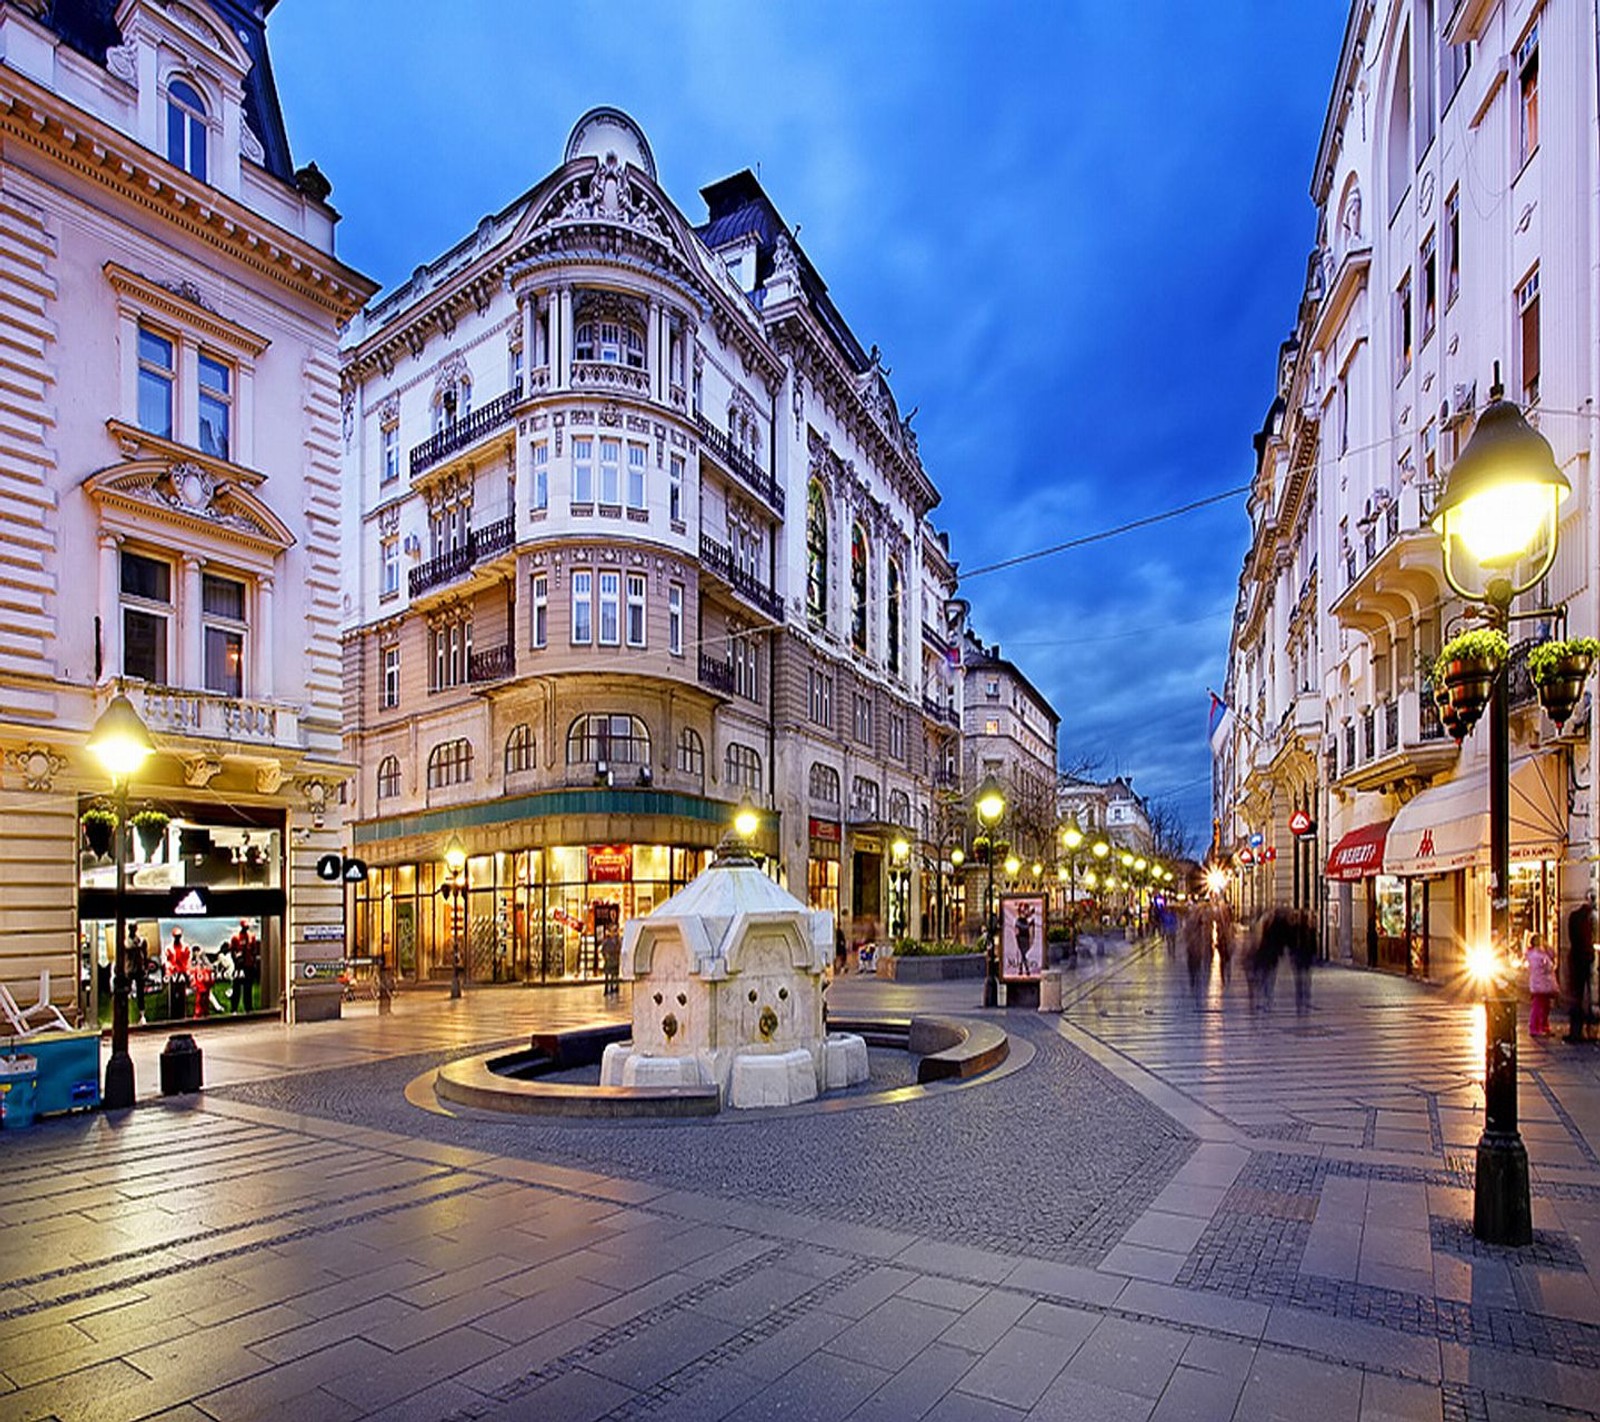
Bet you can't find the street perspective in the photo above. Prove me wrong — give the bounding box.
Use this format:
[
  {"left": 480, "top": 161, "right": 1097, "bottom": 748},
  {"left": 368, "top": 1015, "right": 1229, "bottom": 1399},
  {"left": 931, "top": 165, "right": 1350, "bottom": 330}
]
[{"left": 3, "top": 1, "right": 1600, "bottom": 1420}]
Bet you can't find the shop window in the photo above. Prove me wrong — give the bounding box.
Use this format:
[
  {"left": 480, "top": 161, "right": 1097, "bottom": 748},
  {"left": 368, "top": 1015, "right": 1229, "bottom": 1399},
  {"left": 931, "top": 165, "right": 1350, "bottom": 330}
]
[
  {"left": 166, "top": 77, "right": 208, "bottom": 180},
  {"left": 426, "top": 738, "right": 473, "bottom": 788},
  {"left": 567, "top": 713, "right": 650, "bottom": 766},
  {"left": 120, "top": 549, "right": 171, "bottom": 684},
  {"left": 376, "top": 754, "right": 401, "bottom": 799},
  {"left": 677, "top": 726, "right": 704, "bottom": 778},
  {"left": 505, "top": 723, "right": 534, "bottom": 774},
  {"left": 725, "top": 742, "right": 762, "bottom": 791}
]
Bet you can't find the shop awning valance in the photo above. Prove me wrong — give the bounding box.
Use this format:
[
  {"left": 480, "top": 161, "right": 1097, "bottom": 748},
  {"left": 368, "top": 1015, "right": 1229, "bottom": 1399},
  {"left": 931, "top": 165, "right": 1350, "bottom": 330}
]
[
  {"left": 1325, "top": 819, "right": 1392, "bottom": 880},
  {"left": 1383, "top": 755, "right": 1567, "bottom": 876}
]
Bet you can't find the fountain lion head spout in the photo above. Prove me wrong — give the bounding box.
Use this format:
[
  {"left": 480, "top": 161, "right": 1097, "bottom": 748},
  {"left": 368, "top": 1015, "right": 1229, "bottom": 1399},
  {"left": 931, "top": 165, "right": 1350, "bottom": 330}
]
[{"left": 600, "top": 838, "right": 868, "bottom": 1107}]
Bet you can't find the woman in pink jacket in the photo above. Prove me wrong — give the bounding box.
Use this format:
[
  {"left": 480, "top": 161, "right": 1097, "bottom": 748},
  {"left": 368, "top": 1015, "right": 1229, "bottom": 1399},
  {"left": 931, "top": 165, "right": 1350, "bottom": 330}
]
[{"left": 1527, "top": 935, "right": 1559, "bottom": 1037}]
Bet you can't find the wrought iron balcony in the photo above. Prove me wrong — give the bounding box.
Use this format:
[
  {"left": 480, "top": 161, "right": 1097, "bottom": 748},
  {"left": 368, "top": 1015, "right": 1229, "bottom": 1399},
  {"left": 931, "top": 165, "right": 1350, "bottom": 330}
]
[
  {"left": 699, "top": 534, "right": 783, "bottom": 620},
  {"left": 695, "top": 414, "right": 785, "bottom": 514},
  {"left": 1334, "top": 688, "right": 1457, "bottom": 792},
  {"left": 468, "top": 643, "right": 515, "bottom": 684},
  {"left": 408, "top": 515, "right": 517, "bottom": 597},
  {"left": 922, "top": 694, "right": 959, "bottom": 728},
  {"left": 409, "top": 380, "right": 522, "bottom": 477},
  {"left": 697, "top": 652, "right": 736, "bottom": 695}
]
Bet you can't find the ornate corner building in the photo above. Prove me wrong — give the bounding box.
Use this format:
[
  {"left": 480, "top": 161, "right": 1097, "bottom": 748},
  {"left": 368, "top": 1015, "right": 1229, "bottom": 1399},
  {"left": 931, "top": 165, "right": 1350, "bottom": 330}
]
[
  {"left": 0, "top": 0, "right": 375, "bottom": 1017},
  {"left": 339, "top": 110, "right": 967, "bottom": 984},
  {"left": 1216, "top": 0, "right": 1598, "bottom": 976}
]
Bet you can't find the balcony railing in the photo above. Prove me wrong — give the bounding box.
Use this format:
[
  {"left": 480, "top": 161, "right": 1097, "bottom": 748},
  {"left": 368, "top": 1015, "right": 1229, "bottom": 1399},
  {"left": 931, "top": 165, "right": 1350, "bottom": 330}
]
[
  {"left": 410, "top": 380, "right": 522, "bottom": 477},
  {"left": 1506, "top": 640, "right": 1537, "bottom": 710},
  {"left": 468, "top": 643, "right": 515, "bottom": 684},
  {"left": 1420, "top": 688, "right": 1446, "bottom": 741},
  {"left": 699, "top": 534, "right": 783, "bottom": 620},
  {"left": 922, "top": 694, "right": 959, "bottom": 728},
  {"left": 1361, "top": 708, "right": 1375, "bottom": 761},
  {"left": 408, "top": 515, "right": 517, "bottom": 598},
  {"left": 570, "top": 361, "right": 650, "bottom": 397},
  {"left": 697, "top": 652, "right": 735, "bottom": 695},
  {"left": 1382, "top": 699, "right": 1399, "bottom": 752},
  {"left": 133, "top": 684, "right": 301, "bottom": 749},
  {"left": 695, "top": 414, "right": 785, "bottom": 514}
]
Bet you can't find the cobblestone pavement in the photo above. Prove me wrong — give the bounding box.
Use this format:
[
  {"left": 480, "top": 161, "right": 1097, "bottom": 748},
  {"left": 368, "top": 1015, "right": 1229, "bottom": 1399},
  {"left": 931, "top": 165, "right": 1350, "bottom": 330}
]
[{"left": 2, "top": 938, "right": 1599, "bottom": 1419}]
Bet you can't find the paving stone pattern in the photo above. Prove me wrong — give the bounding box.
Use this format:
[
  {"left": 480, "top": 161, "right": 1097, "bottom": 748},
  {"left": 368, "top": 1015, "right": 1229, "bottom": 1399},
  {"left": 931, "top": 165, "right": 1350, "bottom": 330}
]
[{"left": 215, "top": 1017, "right": 1195, "bottom": 1265}]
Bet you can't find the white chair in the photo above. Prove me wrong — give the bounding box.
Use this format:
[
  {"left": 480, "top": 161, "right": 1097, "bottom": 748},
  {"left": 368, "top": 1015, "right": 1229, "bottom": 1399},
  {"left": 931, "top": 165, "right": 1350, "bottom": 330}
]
[{"left": 2, "top": 972, "right": 72, "bottom": 1036}]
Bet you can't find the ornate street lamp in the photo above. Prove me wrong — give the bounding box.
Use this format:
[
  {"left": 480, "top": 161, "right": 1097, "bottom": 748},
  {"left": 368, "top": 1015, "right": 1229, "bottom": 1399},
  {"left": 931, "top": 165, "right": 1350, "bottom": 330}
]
[
  {"left": 87, "top": 691, "right": 155, "bottom": 1110},
  {"left": 890, "top": 832, "right": 910, "bottom": 939},
  {"left": 975, "top": 775, "right": 1006, "bottom": 1006},
  {"left": 442, "top": 833, "right": 467, "bottom": 999},
  {"left": 1060, "top": 820, "right": 1084, "bottom": 965},
  {"left": 1432, "top": 380, "right": 1568, "bottom": 1247},
  {"left": 949, "top": 846, "right": 965, "bottom": 942}
]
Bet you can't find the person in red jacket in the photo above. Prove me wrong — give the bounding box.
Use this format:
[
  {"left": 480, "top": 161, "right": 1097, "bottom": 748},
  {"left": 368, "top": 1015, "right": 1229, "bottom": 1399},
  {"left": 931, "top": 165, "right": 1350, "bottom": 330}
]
[{"left": 164, "top": 927, "right": 190, "bottom": 1019}]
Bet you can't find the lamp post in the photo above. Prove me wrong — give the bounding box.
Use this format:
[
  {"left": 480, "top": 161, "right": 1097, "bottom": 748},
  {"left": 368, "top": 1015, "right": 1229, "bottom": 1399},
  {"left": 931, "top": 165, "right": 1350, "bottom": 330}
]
[
  {"left": 443, "top": 834, "right": 467, "bottom": 999},
  {"left": 948, "top": 846, "right": 965, "bottom": 942},
  {"left": 975, "top": 775, "right": 1006, "bottom": 1006},
  {"left": 1062, "top": 819, "right": 1083, "bottom": 965},
  {"left": 87, "top": 691, "right": 155, "bottom": 1110},
  {"left": 1432, "top": 379, "right": 1569, "bottom": 1246},
  {"left": 890, "top": 831, "right": 910, "bottom": 940}
]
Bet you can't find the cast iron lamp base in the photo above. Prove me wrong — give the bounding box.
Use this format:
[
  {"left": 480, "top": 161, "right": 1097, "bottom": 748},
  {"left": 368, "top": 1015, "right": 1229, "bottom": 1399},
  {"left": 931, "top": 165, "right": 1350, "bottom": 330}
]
[{"left": 1473, "top": 1132, "right": 1532, "bottom": 1244}]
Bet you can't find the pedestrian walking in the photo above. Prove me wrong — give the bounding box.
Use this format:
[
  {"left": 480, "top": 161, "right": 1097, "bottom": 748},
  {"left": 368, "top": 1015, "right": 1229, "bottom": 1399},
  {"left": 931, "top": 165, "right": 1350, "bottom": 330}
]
[
  {"left": 1289, "top": 907, "right": 1317, "bottom": 1016},
  {"left": 1566, "top": 890, "right": 1595, "bottom": 1043},
  {"left": 1247, "top": 907, "right": 1286, "bottom": 1012},
  {"left": 1526, "top": 934, "right": 1558, "bottom": 1038},
  {"left": 1181, "top": 906, "right": 1208, "bottom": 1006},
  {"left": 1212, "top": 898, "right": 1235, "bottom": 989},
  {"left": 601, "top": 927, "right": 621, "bottom": 998}
]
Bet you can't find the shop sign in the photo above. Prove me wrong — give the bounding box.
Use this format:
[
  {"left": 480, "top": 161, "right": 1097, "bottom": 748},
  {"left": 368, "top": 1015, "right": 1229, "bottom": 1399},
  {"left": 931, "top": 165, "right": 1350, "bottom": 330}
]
[
  {"left": 300, "top": 961, "right": 341, "bottom": 981},
  {"left": 587, "top": 845, "right": 632, "bottom": 882},
  {"left": 808, "top": 819, "right": 841, "bottom": 842},
  {"left": 1288, "top": 810, "right": 1313, "bottom": 836},
  {"left": 171, "top": 888, "right": 209, "bottom": 916},
  {"left": 303, "top": 923, "right": 344, "bottom": 944},
  {"left": 1237, "top": 848, "right": 1254, "bottom": 865}
]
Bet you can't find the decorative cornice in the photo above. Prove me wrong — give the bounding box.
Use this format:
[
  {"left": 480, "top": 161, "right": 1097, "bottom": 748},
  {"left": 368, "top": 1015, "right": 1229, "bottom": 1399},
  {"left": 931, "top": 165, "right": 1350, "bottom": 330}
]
[{"left": 104, "top": 262, "right": 272, "bottom": 356}]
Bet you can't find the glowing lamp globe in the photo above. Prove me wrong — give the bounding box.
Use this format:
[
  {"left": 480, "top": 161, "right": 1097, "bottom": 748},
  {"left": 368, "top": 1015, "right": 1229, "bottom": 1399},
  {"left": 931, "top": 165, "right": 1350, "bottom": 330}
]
[
  {"left": 87, "top": 694, "right": 155, "bottom": 779},
  {"left": 443, "top": 835, "right": 467, "bottom": 872},
  {"left": 975, "top": 777, "right": 1005, "bottom": 827}
]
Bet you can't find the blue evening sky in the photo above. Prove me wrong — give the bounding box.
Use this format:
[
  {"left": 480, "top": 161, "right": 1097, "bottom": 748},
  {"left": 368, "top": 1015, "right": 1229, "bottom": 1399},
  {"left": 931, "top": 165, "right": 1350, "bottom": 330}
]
[{"left": 270, "top": 2, "right": 1348, "bottom": 851}]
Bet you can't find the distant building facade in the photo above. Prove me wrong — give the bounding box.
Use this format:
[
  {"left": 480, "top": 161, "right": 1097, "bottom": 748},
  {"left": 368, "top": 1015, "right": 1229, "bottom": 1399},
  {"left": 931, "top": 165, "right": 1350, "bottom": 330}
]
[
  {"left": 1059, "top": 775, "right": 1153, "bottom": 855},
  {"left": 1215, "top": 0, "right": 1598, "bottom": 975},
  {"left": 0, "top": 0, "right": 373, "bottom": 1017},
  {"left": 338, "top": 110, "right": 962, "bottom": 981}
]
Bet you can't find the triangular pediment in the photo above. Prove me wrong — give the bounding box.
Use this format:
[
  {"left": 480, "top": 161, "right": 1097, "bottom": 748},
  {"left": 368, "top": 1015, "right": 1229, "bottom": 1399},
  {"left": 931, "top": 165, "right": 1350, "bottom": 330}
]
[{"left": 85, "top": 454, "right": 295, "bottom": 554}]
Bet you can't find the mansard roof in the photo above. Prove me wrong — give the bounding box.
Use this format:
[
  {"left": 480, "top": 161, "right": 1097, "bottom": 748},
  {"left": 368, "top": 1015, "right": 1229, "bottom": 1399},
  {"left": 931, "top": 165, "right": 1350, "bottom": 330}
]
[{"left": 39, "top": 0, "right": 295, "bottom": 186}]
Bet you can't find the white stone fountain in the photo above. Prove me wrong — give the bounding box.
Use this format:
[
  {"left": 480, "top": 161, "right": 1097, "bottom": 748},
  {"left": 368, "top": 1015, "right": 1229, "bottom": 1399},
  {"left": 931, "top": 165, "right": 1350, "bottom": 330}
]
[{"left": 600, "top": 841, "right": 869, "bottom": 1108}]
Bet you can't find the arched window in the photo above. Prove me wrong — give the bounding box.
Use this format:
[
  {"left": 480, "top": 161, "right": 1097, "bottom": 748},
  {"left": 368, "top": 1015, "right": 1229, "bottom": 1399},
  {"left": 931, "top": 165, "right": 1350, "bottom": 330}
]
[
  {"left": 1386, "top": 28, "right": 1412, "bottom": 218},
  {"left": 433, "top": 377, "right": 472, "bottom": 434},
  {"left": 504, "top": 723, "right": 534, "bottom": 775},
  {"left": 850, "top": 524, "right": 869, "bottom": 653},
  {"left": 808, "top": 762, "right": 840, "bottom": 806},
  {"left": 888, "top": 789, "right": 910, "bottom": 827},
  {"left": 574, "top": 319, "right": 646, "bottom": 369},
  {"left": 676, "top": 726, "right": 704, "bottom": 778},
  {"left": 851, "top": 776, "right": 880, "bottom": 819},
  {"left": 567, "top": 713, "right": 650, "bottom": 765},
  {"left": 806, "top": 481, "right": 828, "bottom": 623},
  {"left": 886, "top": 560, "right": 903, "bottom": 677},
  {"left": 426, "top": 738, "right": 473, "bottom": 789},
  {"left": 376, "top": 755, "right": 401, "bottom": 800},
  {"left": 166, "top": 78, "right": 207, "bottom": 180},
  {"left": 725, "top": 742, "right": 762, "bottom": 791}
]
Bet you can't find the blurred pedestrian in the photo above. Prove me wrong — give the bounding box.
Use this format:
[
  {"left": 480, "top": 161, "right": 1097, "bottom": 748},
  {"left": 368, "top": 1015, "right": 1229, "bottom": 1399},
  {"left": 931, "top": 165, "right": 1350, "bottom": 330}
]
[
  {"left": 1181, "top": 906, "right": 1208, "bottom": 1005},
  {"left": 1289, "top": 908, "right": 1317, "bottom": 1016},
  {"left": 1212, "top": 898, "right": 1235, "bottom": 989},
  {"left": 1248, "top": 907, "right": 1286, "bottom": 1012},
  {"left": 1566, "top": 890, "right": 1595, "bottom": 1043},
  {"left": 1526, "top": 933, "right": 1557, "bottom": 1038}
]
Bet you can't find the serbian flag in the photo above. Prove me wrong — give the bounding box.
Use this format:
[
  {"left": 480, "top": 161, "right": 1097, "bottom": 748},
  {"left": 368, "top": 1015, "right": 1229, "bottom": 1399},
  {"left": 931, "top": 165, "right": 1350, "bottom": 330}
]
[{"left": 1207, "top": 690, "right": 1234, "bottom": 754}]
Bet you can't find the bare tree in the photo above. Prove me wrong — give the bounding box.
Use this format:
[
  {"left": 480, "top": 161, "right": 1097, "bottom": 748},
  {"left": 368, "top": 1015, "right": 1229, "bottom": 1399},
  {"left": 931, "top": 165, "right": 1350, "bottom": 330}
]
[{"left": 1145, "top": 796, "right": 1195, "bottom": 861}]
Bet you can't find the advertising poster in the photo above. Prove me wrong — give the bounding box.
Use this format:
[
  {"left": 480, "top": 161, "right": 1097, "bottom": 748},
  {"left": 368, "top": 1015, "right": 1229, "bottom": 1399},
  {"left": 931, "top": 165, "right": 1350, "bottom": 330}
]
[{"left": 1000, "top": 893, "right": 1046, "bottom": 978}]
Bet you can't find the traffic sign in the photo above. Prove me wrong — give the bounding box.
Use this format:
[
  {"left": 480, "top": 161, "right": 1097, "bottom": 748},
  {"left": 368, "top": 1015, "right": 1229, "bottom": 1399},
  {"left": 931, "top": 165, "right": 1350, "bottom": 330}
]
[{"left": 1288, "top": 809, "right": 1312, "bottom": 836}]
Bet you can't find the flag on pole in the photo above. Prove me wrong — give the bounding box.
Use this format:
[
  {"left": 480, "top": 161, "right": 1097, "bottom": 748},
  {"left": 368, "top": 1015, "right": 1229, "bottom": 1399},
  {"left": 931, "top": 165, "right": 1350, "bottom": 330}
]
[{"left": 1207, "top": 689, "right": 1234, "bottom": 754}]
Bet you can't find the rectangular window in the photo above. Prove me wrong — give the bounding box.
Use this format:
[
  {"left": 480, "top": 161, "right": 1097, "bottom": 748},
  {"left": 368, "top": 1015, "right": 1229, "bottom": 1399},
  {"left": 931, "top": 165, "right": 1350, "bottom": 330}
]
[
  {"left": 571, "top": 571, "right": 592, "bottom": 645},
  {"left": 1419, "top": 231, "right": 1436, "bottom": 344},
  {"left": 573, "top": 438, "right": 593, "bottom": 504},
  {"left": 598, "top": 570, "right": 620, "bottom": 645},
  {"left": 381, "top": 646, "right": 399, "bottom": 709},
  {"left": 197, "top": 353, "right": 231, "bottom": 460},
  {"left": 669, "top": 455, "right": 684, "bottom": 523},
  {"left": 1445, "top": 188, "right": 1460, "bottom": 306},
  {"left": 532, "top": 442, "right": 549, "bottom": 512},
  {"left": 888, "top": 711, "right": 905, "bottom": 761},
  {"left": 1517, "top": 25, "right": 1539, "bottom": 167},
  {"left": 808, "top": 668, "right": 833, "bottom": 728},
  {"left": 1395, "top": 270, "right": 1413, "bottom": 378},
  {"left": 984, "top": 718, "right": 1000, "bottom": 735},
  {"left": 627, "top": 444, "right": 646, "bottom": 510},
  {"left": 599, "top": 438, "right": 621, "bottom": 506},
  {"left": 382, "top": 424, "right": 399, "bottom": 484},
  {"left": 668, "top": 583, "right": 683, "bottom": 656},
  {"left": 853, "top": 693, "right": 873, "bottom": 745},
  {"left": 510, "top": 344, "right": 524, "bottom": 391},
  {"left": 121, "top": 548, "right": 173, "bottom": 685},
  {"left": 626, "top": 573, "right": 646, "bottom": 646},
  {"left": 1518, "top": 267, "right": 1540, "bottom": 405},
  {"left": 137, "top": 327, "right": 174, "bottom": 440},
  {"left": 201, "top": 572, "right": 246, "bottom": 696},
  {"left": 531, "top": 572, "right": 548, "bottom": 648},
  {"left": 381, "top": 535, "right": 399, "bottom": 599},
  {"left": 1441, "top": 36, "right": 1470, "bottom": 109}
]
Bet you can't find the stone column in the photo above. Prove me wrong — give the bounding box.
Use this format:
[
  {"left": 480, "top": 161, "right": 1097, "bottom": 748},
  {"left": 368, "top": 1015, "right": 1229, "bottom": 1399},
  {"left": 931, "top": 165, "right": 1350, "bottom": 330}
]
[
  {"left": 648, "top": 297, "right": 662, "bottom": 403},
  {"left": 255, "top": 575, "right": 275, "bottom": 699},
  {"left": 521, "top": 290, "right": 538, "bottom": 384},
  {"left": 555, "top": 286, "right": 573, "bottom": 391},
  {"left": 182, "top": 555, "right": 204, "bottom": 689}
]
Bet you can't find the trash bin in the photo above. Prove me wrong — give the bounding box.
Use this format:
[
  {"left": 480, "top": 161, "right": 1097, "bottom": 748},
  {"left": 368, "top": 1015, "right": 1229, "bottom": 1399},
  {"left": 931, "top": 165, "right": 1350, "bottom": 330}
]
[
  {"left": 159, "top": 1034, "right": 203, "bottom": 1096},
  {"left": 0, "top": 1055, "right": 38, "bottom": 1129},
  {"left": 1039, "top": 969, "right": 1063, "bottom": 1012}
]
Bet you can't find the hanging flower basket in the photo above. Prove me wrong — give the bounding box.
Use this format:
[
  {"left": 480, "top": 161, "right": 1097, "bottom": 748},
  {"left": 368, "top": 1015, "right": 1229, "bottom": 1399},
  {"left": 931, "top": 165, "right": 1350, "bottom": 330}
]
[
  {"left": 130, "top": 808, "right": 170, "bottom": 859},
  {"left": 1433, "top": 629, "right": 1507, "bottom": 737},
  {"left": 1433, "top": 684, "right": 1466, "bottom": 743},
  {"left": 1527, "top": 637, "right": 1599, "bottom": 729},
  {"left": 81, "top": 806, "right": 118, "bottom": 859}
]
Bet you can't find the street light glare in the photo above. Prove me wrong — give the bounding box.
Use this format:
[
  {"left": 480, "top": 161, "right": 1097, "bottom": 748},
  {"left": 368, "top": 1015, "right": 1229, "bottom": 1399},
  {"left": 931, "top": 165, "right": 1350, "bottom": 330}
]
[
  {"left": 1464, "top": 941, "right": 1500, "bottom": 987},
  {"left": 1440, "top": 483, "right": 1561, "bottom": 567},
  {"left": 733, "top": 800, "right": 760, "bottom": 839},
  {"left": 443, "top": 834, "right": 467, "bottom": 871},
  {"left": 87, "top": 693, "right": 155, "bottom": 779},
  {"left": 975, "top": 779, "right": 1005, "bottom": 826}
]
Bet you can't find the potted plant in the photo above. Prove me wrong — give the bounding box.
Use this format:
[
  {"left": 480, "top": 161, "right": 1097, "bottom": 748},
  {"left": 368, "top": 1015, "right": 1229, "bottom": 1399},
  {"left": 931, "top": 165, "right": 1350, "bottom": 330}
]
[
  {"left": 1528, "top": 636, "right": 1600, "bottom": 728},
  {"left": 130, "top": 808, "right": 170, "bottom": 859},
  {"left": 1433, "top": 628, "right": 1508, "bottom": 737},
  {"left": 1433, "top": 685, "right": 1465, "bottom": 742},
  {"left": 81, "top": 805, "right": 118, "bottom": 859}
]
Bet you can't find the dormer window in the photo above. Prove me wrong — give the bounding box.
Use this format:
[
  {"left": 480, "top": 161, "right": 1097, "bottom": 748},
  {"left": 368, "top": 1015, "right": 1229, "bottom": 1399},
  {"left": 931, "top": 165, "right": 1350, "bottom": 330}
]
[{"left": 166, "top": 79, "right": 208, "bottom": 181}]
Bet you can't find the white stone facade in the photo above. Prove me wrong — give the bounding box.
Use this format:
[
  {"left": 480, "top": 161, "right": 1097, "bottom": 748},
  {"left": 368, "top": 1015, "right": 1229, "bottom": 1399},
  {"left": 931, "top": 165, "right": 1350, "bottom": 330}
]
[{"left": 1216, "top": 0, "right": 1598, "bottom": 974}]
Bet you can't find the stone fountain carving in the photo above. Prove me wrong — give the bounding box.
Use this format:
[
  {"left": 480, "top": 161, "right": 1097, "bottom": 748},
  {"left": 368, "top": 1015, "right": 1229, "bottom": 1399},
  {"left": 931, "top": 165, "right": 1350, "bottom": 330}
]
[{"left": 600, "top": 840, "right": 868, "bottom": 1107}]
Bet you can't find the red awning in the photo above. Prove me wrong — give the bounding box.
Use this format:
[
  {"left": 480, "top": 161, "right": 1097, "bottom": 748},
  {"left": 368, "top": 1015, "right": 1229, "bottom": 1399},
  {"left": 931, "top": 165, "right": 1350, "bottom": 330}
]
[{"left": 1325, "top": 819, "right": 1392, "bottom": 881}]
